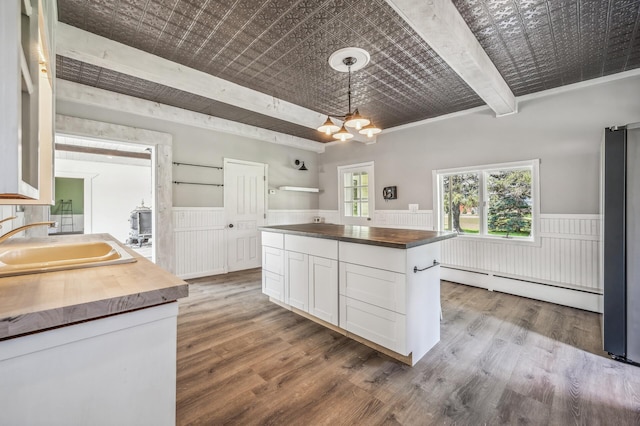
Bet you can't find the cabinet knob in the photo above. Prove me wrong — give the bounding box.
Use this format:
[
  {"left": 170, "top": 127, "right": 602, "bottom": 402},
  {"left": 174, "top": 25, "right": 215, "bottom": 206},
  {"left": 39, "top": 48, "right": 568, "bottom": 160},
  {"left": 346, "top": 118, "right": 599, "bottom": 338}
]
[{"left": 228, "top": 224, "right": 234, "bottom": 228}]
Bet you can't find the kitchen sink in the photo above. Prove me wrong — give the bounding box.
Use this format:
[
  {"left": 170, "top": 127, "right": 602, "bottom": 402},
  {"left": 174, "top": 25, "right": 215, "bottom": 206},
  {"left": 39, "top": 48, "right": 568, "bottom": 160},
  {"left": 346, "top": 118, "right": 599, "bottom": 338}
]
[{"left": 0, "top": 241, "right": 136, "bottom": 277}]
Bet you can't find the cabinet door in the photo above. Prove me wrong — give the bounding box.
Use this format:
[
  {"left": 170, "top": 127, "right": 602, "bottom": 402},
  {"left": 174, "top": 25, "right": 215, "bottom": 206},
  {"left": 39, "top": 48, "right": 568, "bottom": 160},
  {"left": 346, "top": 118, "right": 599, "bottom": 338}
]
[
  {"left": 339, "top": 262, "right": 406, "bottom": 314},
  {"left": 340, "top": 295, "right": 408, "bottom": 355},
  {"left": 309, "top": 256, "right": 338, "bottom": 325},
  {"left": 262, "top": 246, "right": 283, "bottom": 275},
  {"left": 262, "top": 271, "right": 284, "bottom": 301},
  {"left": 285, "top": 251, "right": 308, "bottom": 311}
]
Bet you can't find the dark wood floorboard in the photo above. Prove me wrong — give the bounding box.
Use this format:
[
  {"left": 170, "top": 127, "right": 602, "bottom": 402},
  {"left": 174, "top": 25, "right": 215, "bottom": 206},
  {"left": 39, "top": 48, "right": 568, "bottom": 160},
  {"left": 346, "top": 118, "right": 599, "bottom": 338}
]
[{"left": 176, "top": 269, "right": 640, "bottom": 425}]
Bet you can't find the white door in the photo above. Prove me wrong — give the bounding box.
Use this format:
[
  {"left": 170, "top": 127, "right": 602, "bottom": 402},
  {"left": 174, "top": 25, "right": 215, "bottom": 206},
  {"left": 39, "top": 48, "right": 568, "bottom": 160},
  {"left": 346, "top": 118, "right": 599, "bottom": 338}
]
[
  {"left": 224, "top": 159, "right": 267, "bottom": 272},
  {"left": 338, "top": 162, "right": 374, "bottom": 225}
]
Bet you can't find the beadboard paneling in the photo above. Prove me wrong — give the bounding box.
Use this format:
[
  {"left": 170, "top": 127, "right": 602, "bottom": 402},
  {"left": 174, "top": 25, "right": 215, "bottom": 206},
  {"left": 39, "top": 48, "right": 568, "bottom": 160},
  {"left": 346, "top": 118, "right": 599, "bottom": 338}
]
[
  {"left": 440, "top": 214, "right": 602, "bottom": 293},
  {"left": 173, "top": 208, "right": 225, "bottom": 279},
  {"left": 373, "top": 210, "right": 433, "bottom": 230},
  {"left": 267, "top": 210, "right": 317, "bottom": 225}
]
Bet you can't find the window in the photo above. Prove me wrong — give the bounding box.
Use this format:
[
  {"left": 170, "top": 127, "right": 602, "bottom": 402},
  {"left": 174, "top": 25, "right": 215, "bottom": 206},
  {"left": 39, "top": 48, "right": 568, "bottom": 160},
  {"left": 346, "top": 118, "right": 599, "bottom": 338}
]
[
  {"left": 338, "top": 162, "right": 374, "bottom": 225},
  {"left": 435, "top": 160, "right": 539, "bottom": 241}
]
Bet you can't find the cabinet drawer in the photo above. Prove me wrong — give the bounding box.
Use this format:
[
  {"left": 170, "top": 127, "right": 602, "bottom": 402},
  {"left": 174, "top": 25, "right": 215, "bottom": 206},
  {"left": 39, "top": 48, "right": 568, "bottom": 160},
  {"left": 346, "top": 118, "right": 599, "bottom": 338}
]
[
  {"left": 340, "top": 296, "right": 408, "bottom": 356},
  {"left": 339, "top": 262, "right": 406, "bottom": 314},
  {"left": 339, "top": 242, "right": 406, "bottom": 273},
  {"left": 262, "top": 246, "right": 284, "bottom": 275},
  {"left": 262, "top": 271, "right": 284, "bottom": 301},
  {"left": 285, "top": 235, "right": 338, "bottom": 259},
  {"left": 262, "top": 232, "right": 284, "bottom": 249}
]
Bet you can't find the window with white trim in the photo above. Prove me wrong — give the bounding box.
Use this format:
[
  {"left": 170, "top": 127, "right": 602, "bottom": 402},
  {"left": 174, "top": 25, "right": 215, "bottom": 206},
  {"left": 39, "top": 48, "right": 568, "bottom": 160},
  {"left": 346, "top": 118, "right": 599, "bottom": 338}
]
[
  {"left": 338, "top": 162, "right": 374, "bottom": 225},
  {"left": 434, "top": 160, "right": 539, "bottom": 241}
]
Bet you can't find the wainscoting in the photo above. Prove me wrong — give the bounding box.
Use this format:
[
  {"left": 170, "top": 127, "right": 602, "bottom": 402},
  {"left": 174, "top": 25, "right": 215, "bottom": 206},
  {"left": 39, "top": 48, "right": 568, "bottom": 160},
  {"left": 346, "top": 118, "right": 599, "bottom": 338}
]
[
  {"left": 173, "top": 208, "right": 226, "bottom": 279},
  {"left": 172, "top": 208, "right": 602, "bottom": 312}
]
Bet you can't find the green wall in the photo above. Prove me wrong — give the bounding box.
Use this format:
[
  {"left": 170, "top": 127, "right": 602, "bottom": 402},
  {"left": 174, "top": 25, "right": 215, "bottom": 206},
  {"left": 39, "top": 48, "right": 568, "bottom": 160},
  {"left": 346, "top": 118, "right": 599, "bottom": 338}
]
[{"left": 52, "top": 177, "right": 84, "bottom": 214}]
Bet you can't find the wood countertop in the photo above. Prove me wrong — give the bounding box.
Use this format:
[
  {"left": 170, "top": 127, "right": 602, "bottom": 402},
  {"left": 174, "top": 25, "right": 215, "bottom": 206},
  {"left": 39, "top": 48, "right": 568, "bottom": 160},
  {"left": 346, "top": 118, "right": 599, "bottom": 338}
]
[
  {"left": 260, "top": 223, "right": 456, "bottom": 249},
  {"left": 0, "top": 234, "right": 188, "bottom": 340}
]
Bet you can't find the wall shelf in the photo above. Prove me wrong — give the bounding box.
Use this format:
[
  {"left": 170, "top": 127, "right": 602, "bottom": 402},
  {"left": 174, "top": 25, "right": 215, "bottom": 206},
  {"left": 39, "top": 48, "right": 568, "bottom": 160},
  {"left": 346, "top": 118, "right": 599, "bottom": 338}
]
[{"left": 278, "top": 186, "right": 320, "bottom": 193}]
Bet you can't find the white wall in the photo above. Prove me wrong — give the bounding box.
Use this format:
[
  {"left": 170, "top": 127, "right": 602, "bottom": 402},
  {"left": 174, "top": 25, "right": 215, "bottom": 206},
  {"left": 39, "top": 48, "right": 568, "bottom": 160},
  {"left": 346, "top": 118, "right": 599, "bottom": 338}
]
[
  {"left": 319, "top": 73, "right": 640, "bottom": 214},
  {"left": 56, "top": 95, "right": 320, "bottom": 210},
  {"left": 56, "top": 158, "right": 152, "bottom": 243}
]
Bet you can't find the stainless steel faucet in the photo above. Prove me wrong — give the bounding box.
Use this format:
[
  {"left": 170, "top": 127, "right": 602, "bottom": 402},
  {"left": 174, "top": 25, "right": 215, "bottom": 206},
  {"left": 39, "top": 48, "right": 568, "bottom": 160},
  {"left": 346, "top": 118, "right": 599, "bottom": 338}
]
[{"left": 0, "top": 221, "right": 57, "bottom": 244}]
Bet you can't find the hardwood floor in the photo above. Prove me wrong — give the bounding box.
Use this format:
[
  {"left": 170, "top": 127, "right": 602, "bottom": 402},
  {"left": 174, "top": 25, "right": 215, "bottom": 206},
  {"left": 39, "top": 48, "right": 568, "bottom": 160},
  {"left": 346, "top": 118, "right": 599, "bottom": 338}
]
[{"left": 176, "top": 269, "right": 640, "bottom": 425}]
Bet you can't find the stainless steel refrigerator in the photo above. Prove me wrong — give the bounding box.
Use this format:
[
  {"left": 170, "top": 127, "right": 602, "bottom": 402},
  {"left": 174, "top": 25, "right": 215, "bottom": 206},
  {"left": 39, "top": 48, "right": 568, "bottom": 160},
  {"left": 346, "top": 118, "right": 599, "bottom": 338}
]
[{"left": 603, "top": 124, "right": 640, "bottom": 365}]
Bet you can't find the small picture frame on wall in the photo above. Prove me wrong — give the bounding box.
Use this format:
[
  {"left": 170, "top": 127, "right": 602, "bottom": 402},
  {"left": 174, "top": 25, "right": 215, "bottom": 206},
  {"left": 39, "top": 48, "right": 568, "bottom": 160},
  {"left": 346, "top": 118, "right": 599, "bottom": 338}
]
[{"left": 382, "top": 186, "right": 397, "bottom": 200}]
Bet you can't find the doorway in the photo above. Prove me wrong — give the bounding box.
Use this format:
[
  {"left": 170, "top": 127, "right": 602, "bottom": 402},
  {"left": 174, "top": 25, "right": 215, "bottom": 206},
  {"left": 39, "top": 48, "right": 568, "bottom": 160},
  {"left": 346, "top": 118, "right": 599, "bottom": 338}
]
[
  {"left": 224, "top": 158, "right": 267, "bottom": 272},
  {"left": 54, "top": 135, "right": 154, "bottom": 261}
]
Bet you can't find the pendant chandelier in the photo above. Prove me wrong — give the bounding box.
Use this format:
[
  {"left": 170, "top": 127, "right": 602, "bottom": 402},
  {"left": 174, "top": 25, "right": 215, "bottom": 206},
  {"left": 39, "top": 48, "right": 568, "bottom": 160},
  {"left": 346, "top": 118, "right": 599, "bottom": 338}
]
[{"left": 317, "top": 48, "right": 381, "bottom": 141}]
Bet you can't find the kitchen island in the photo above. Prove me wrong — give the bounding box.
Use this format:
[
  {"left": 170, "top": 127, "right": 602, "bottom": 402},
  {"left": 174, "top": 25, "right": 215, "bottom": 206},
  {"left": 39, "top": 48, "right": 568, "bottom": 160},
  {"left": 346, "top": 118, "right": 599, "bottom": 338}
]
[
  {"left": 260, "top": 223, "right": 456, "bottom": 366},
  {"left": 0, "top": 233, "right": 188, "bottom": 426}
]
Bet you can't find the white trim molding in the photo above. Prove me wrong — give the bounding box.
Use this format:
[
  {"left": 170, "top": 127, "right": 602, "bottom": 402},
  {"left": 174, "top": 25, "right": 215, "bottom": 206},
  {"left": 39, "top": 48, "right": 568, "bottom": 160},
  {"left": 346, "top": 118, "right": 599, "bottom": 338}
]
[{"left": 56, "top": 115, "right": 175, "bottom": 273}]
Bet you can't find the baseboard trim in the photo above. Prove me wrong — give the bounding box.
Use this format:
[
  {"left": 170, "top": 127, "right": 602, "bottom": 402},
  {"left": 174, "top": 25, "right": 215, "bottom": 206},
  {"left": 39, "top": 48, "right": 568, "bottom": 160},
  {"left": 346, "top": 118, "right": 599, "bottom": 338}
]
[
  {"left": 178, "top": 268, "right": 226, "bottom": 280},
  {"left": 441, "top": 267, "right": 603, "bottom": 313}
]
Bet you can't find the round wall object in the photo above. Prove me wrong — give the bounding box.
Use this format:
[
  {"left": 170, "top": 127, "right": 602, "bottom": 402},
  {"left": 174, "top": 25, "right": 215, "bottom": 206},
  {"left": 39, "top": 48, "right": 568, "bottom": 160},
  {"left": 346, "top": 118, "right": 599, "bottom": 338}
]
[{"left": 329, "top": 47, "right": 370, "bottom": 72}]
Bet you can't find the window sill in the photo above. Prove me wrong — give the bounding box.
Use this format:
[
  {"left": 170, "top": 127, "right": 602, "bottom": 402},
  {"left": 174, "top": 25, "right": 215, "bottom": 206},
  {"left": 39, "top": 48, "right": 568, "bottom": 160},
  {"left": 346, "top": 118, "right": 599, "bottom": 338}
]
[{"left": 451, "top": 233, "right": 541, "bottom": 247}]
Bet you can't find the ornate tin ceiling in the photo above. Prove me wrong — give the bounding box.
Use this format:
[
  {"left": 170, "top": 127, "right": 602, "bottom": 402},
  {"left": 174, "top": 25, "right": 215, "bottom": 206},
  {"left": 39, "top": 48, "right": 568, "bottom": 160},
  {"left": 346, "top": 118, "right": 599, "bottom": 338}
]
[{"left": 56, "top": 0, "right": 640, "bottom": 142}]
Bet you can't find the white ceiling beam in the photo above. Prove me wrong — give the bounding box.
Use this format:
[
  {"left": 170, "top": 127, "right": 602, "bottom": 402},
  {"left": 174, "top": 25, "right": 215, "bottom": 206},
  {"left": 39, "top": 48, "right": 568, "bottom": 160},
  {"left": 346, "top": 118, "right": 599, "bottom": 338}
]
[
  {"left": 57, "top": 23, "right": 375, "bottom": 143},
  {"left": 57, "top": 80, "right": 326, "bottom": 153},
  {"left": 56, "top": 23, "right": 328, "bottom": 129},
  {"left": 385, "top": 0, "right": 517, "bottom": 116}
]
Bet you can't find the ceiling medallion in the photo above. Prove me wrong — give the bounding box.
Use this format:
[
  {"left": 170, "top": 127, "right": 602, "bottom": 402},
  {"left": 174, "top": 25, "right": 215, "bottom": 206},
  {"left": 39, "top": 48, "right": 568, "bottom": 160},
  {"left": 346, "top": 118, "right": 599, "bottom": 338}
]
[{"left": 318, "top": 47, "right": 381, "bottom": 141}]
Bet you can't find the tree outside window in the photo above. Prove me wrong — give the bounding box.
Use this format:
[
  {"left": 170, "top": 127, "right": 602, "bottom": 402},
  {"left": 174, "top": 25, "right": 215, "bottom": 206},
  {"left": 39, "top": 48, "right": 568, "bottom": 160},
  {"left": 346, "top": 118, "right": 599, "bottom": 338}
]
[{"left": 436, "top": 160, "right": 538, "bottom": 241}]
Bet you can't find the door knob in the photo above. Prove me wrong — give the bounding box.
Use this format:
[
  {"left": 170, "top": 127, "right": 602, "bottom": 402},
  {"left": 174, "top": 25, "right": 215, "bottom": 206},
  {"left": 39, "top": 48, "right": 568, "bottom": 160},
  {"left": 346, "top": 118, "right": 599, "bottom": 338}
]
[{"left": 228, "top": 224, "right": 234, "bottom": 228}]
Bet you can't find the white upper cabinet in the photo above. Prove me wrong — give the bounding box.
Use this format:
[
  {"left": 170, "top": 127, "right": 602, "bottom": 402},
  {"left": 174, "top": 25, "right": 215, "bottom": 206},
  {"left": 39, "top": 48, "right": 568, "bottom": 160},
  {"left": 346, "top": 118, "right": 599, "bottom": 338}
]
[{"left": 0, "top": 0, "right": 56, "bottom": 204}]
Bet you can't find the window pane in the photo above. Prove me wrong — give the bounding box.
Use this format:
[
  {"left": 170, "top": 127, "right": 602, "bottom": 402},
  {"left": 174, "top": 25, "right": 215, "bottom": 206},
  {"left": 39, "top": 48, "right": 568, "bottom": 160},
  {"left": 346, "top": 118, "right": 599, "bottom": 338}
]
[
  {"left": 344, "top": 173, "right": 352, "bottom": 187},
  {"left": 344, "top": 202, "right": 353, "bottom": 217},
  {"left": 361, "top": 187, "right": 369, "bottom": 200},
  {"left": 442, "top": 173, "right": 479, "bottom": 234},
  {"left": 361, "top": 173, "right": 368, "bottom": 186},
  {"left": 361, "top": 203, "right": 369, "bottom": 217},
  {"left": 344, "top": 188, "right": 353, "bottom": 202},
  {"left": 487, "top": 169, "right": 532, "bottom": 238},
  {"left": 353, "top": 202, "right": 360, "bottom": 217}
]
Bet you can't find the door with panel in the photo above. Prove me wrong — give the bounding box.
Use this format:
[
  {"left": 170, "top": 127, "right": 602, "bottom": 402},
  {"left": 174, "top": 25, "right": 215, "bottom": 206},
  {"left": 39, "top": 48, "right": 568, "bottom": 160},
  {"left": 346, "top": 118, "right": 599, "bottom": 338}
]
[{"left": 224, "top": 159, "right": 266, "bottom": 272}]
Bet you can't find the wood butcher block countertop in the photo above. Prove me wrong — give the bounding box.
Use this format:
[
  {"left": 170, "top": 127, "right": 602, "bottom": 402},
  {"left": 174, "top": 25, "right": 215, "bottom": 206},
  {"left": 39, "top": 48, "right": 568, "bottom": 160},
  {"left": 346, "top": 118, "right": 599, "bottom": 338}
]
[
  {"left": 260, "top": 223, "right": 456, "bottom": 249},
  {"left": 0, "top": 233, "right": 188, "bottom": 340}
]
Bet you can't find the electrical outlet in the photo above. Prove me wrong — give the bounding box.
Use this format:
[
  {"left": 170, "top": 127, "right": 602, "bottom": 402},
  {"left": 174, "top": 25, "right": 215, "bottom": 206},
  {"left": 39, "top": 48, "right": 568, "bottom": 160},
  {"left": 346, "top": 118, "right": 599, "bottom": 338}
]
[{"left": 409, "top": 204, "right": 418, "bottom": 213}]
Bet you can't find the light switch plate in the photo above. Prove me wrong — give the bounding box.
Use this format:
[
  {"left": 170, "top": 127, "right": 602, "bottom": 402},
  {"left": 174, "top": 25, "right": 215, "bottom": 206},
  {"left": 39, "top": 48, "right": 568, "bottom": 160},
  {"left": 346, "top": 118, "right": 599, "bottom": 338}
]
[{"left": 409, "top": 204, "right": 418, "bottom": 213}]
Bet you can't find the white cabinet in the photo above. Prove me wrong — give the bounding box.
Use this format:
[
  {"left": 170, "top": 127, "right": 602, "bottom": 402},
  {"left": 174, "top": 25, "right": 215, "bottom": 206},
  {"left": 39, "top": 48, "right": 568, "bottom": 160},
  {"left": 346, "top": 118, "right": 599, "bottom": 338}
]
[
  {"left": 0, "top": 0, "right": 56, "bottom": 203},
  {"left": 261, "top": 229, "right": 444, "bottom": 365},
  {"left": 262, "top": 232, "right": 284, "bottom": 301},
  {"left": 262, "top": 232, "right": 338, "bottom": 326},
  {"left": 338, "top": 241, "right": 441, "bottom": 365},
  {"left": 285, "top": 250, "right": 308, "bottom": 310},
  {"left": 309, "top": 255, "right": 338, "bottom": 325},
  {"left": 0, "top": 303, "right": 179, "bottom": 425}
]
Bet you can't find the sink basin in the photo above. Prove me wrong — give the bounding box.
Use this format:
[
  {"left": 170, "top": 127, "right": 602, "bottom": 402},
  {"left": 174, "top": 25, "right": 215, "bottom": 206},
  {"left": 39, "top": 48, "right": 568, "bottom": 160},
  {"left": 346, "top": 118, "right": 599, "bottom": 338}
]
[{"left": 0, "top": 241, "right": 136, "bottom": 277}]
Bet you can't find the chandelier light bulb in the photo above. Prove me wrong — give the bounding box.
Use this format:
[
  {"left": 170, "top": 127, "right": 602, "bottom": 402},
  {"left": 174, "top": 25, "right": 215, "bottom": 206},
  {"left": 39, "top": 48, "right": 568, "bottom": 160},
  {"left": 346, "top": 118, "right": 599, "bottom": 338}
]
[
  {"left": 359, "top": 122, "right": 381, "bottom": 138},
  {"left": 333, "top": 124, "right": 354, "bottom": 141}
]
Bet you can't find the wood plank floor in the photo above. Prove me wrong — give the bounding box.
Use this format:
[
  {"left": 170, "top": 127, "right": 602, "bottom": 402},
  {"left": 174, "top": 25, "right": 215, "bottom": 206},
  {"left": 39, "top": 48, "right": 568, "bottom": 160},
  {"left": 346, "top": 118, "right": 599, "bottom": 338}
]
[{"left": 176, "top": 269, "right": 640, "bottom": 425}]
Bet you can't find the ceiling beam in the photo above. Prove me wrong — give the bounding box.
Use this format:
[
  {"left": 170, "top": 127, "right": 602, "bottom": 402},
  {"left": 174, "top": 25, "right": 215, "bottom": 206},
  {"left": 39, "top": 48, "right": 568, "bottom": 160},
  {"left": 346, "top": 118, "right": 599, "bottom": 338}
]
[
  {"left": 385, "top": 0, "right": 517, "bottom": 117},
  {"left": 56, "top": 80, "right": 326, "bottom": 153},
  {"left": 55, "top": 143, "right": 152, "bottom": 160},
  {"left": 56, "top": 23, "right": 327, "bottom": 128},
  {"left": 56, "top": 23, "right": 374, "bottom": 143}
]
